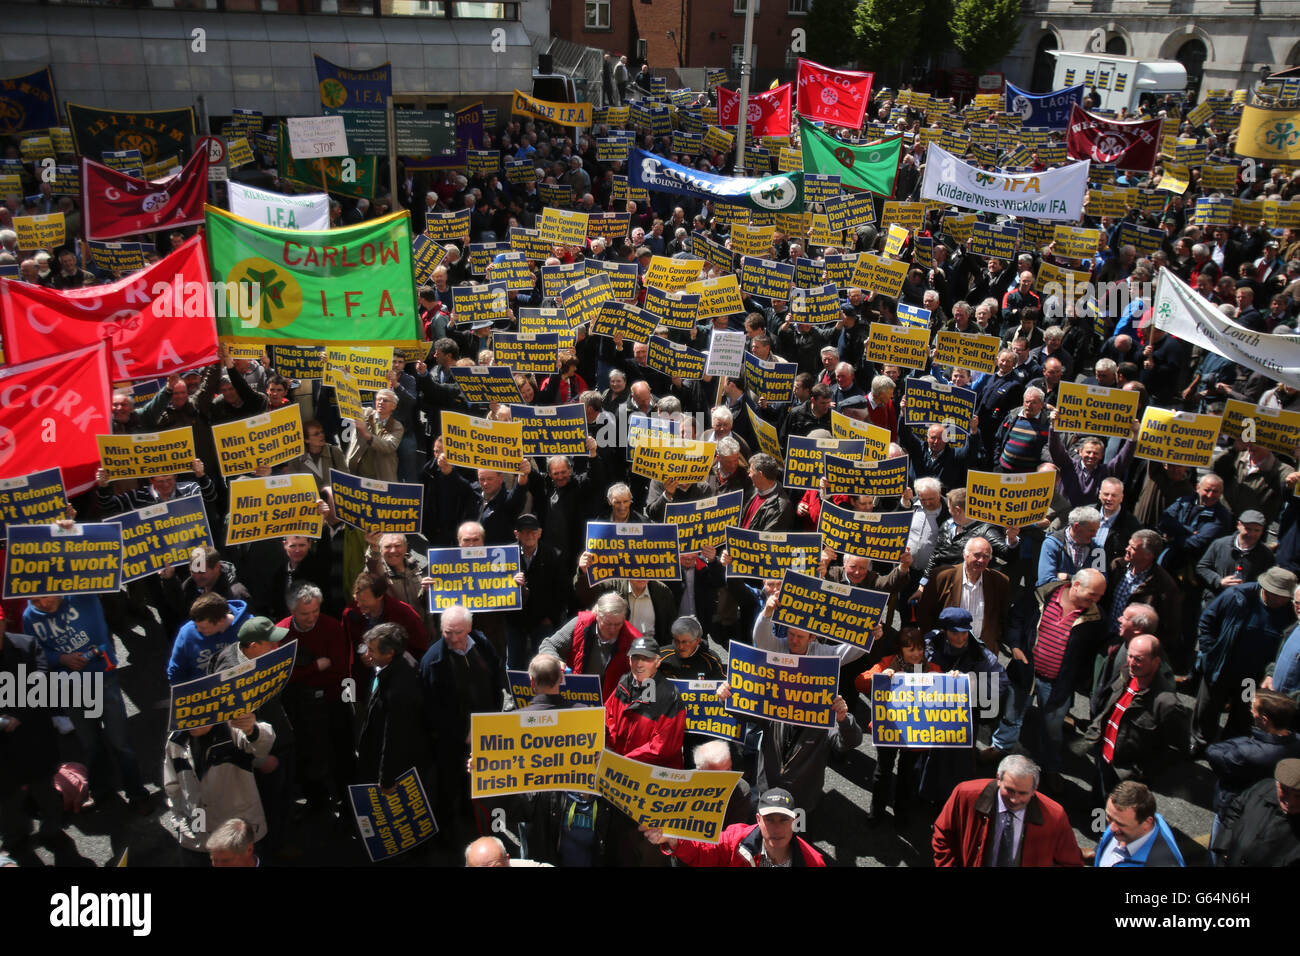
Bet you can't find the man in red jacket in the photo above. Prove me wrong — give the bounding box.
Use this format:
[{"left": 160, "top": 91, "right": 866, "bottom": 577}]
[
  {"left": 538, "top": 592, "right": 642, "bottom": 701},
  {"left": 933, "top": 754, "right": 1083, "bottom": 867},
  {"left": 641, "top": 788, "right": 827, "bottom": 867},
  {"left": 605, "top": 637, "right": 685, "bottom": 769}
]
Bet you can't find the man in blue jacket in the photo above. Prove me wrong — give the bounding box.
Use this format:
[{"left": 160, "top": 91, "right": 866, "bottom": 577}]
[
  {"left": 167, "top": 592, "right": 253, "bottom": 685},
  {"left": 1193, "top": 568, "right": 1299, "bottom": 755},
  {"left": 1094, "top": 780, "right": 1184, "bottom": 866}
]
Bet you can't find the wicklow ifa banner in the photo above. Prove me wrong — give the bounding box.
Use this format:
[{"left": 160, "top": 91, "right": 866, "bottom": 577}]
[
  {"left": 796, "top": 59, "right": 873, "bottom": 130},
  {"left": 799, "top": 117, "right": 902, "bottom": 196},
  {"left": 920, "top": 142, "right": 1089, "bottom": 221},
  {"left": 205, "top": 207, "right": 421, "bottom": 345},
  {"left": 314, "top": 55, "right": 391, "bottom": 112}
]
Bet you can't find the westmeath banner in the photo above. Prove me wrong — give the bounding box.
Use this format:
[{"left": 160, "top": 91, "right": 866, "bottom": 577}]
[
  {"left": 0, "top": 236, "right": 218, "bottom": 380},
  {"left": 66, "top": 102, "right": 195, "bottom": 164},
  {"left": 630, "top": 149, "right": 804, "bottom": 214},
  {"left": 81, "top": 145, "right": 211, "bottom": 240},
  {"left": 0, "top": 67, "right": 59, "bottom": 134},
  {"left": 227, "top": 181, "right": 330, "bottom": 231},
  {"left": 796, "top": 59, "right": 873, "bottom": 130},
  {"left": 1065, "top": 104, "right": 1162, "bottom": 172},
  {"left": 1234, "top": 105, "right": 1300, "bottom": 162},
  {"left": 0, "top": 344, "right": 112, "bottom": 495},
  {"left": 1153, "top": 268, "right": 1300, "bottom": 389},
  {"left": 1005, "top": 82, "right": 1084, "bottom": 129},
  {"left": 920, "top": 142, "right": 1089, "bottom": 221},
  {"left": 717, "top": 83, "right": 792, "bottom": 137},
  {"left": 314, "top": 55, "right": 391, "bottom": 113},
  {"left": 206, "top": 207, "right": 420, "bottom": 345},
  {"left": 799, "top": 117, "right": 902, "bottom": 196}
]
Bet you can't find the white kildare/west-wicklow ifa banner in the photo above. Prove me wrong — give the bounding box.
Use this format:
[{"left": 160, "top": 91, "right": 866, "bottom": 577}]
[
  {"left": 1153, "top": 268, "right": 1300, "bottom": 389},
  {"left": 920, "top": 142, "right": 1089, "bottom": 222},
  {"left": 227, "top": 181, "right": 331, "bottom": 231}
]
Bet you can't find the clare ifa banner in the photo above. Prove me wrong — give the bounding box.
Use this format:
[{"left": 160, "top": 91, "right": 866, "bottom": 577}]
[
  {"left": 1154, "top": 267, "right": 1300, "bottom": 389},
  {"left": 796, "top": 59, "right": 873, "bottom": 130},
  {"left": 81, "top": 144, "right": 212, "bottom": 241},
  {"left": 1065, "top": 104, "right": 1163, "bottom": 172},
  {"left": 206, "top": 206, "right": 421, "bottom": 345},
  {"left": 511, "top": 89, "right": 593, "bottom": 129},
  {"left": 1004, "top": 82, "right": 1084, "bottom": 129},
  {"left": 920, "top": 142, "right": 1089, "bottom": 221},
  {"left": 227, "top": 181, "right": 330, "bottom": 231},
  {"left": 629, "top": 148, "right": 804, "bottom": 214},
  {"left": 0, "top": 236, "right": 218, "bottom": 381}
]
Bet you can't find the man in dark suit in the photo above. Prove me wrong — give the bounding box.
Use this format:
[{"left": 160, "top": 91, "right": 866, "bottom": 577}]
[
  {"left": 506, "top": 513, "right": 565, "bottom": 668},
  {"left": 355, "top": 621, "right": 434, "bottom": 798},
  {"left": 1097, "top": 477, "right": 1142, "bottom": 571},
  {"left": 1105, "top": 529, "right": 1183, "bottom": 660}
]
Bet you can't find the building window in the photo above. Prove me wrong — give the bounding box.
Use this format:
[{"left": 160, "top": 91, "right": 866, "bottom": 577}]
[
  {"left": 731, "top": 44, "right": 745, "bottom": 70},
  {"left": 788, "top": 0, "right": 808, "bottom": 12},
  {"left": 784, "top": 47, "right": 798, "bottom": 70},
  {"left": 585, "top": 0, "right": 611, "bottom": 28},
  {"left": 734, "top": 0, "right": 760, "bottom": 13}
]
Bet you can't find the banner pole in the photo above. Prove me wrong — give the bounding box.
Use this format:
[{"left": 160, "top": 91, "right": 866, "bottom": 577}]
[{"left": 732, "top": 0, "right": 757, "bottom": 177}]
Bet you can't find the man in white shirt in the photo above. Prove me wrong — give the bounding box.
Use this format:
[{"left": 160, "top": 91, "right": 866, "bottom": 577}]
[{"left": 906, "top": 477, "right": 946, "bottom": 581}]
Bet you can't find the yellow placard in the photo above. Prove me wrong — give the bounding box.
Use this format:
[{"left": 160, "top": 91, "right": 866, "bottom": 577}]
[
  {"left": 226, "top": 473, "right": 322, "bottom": 546},
  {"left": 1052, "top": 225, "right": 1100, "bottom": 260},
  {"left": 631, "top": 435, "right": 717, "bottom": 485},
  {"left": 96, "top": 427, "right": 198, "bottom": 481},
  {"left": 645, "top": 255, "right": 706, "bottom": 291},
  {"left": 684, "top": 274, "right": 744, "bottom": 319},
  {"left": 865, "top": 322, "right": 930, "bottom": 370},
  {"left": 1221, "top": 399, "right": 1300, "bottom": 457},
  {"left": 1037, "top": 260, "right": 1092, "bottom": 299},
  {"left": 470, "top": 708, "right": 605, "bottom": 798},
  {"left": 13, "top": 212, "right": 65, "bottom": 251},
  {"left": 933, "top": 331, "right": 999, "bottom": 375},
  {"left": 831, "top": 411, "right": 891, "bottom": 459},
  {"left": 747, "top": 405, "right": 783, "bottom": 464},
  {"left": 595, "top": 749, "right": 741, "bottom": 844},
  {"left": 538, "top": 207, "right": 590, "bottom": 247},
  {"left": 850, "top": 253, "right": 909, "bottom": 299},
  {"left": 963, "top": 469, "right": 1056, "bottom": 527},
  {"left": 1054, "top": 382, "right": 1139, "bottom": 440},
  {"left": 884, "top": 223, "right": 909, "bottom": 258},
  {"left": 730, "top": 224, "right": 775, "bottom": 257},
  {"left": 880, "top": 201, "right": 927, "bottom": 232},
  {"left": 1135, "top": 407, "right": 1221, "bottom": 469},
  {"left": 441, "top": 411, "right": 524, "bottom": 472},
  {"left": 333, "top": 368, "right": 364, "bottom": 420},
  {"left": 325, "top": 345, "right": 393, "bottom": 392},
  {"left": 210, "top": 404, "right": 305, "bottom": 478},
  {"left": 1158, "top": 163, "right": 1190, "bottom": 195}
]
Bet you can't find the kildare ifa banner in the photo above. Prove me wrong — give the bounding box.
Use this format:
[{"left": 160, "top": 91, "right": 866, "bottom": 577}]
[
  {"left": 227, "top": 181, "right": 330, "bottom": 231},
  {"left": 920, "top": 142, "right": 1089, "bottom": 221},
  {"left": 629, "top": 149, "right": 804, "bottom": 213}
]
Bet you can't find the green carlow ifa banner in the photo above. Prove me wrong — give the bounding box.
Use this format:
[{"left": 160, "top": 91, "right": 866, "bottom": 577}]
[
  {"left": 799, "top": 117, "right": 902, "bottom": 196},
  {"left": 205, "top": 206, "right": 421, "bottom": 345}
]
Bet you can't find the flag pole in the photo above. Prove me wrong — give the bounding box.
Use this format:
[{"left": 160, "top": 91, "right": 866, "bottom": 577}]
[{"left": 732, "top": 0, "right": 757, "bottom": 177}]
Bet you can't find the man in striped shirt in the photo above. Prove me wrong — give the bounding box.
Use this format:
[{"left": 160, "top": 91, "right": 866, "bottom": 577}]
[{"left": 992, "top": 387, "right": 1052, "bottom": 473}]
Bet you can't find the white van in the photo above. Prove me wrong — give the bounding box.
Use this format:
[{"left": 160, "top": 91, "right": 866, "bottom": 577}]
[{"left": 1048, "top": 52, "right": 1188, "bottom": 114}]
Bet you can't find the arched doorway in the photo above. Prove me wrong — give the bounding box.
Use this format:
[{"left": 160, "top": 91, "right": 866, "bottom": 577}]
[
  {"left": 1176, "top": 38, "right": 1208, "bottom": 100},
  {"left": 1106, "top": 35, "right": 1128, "bottom": 56},
  {"left": 1030, "top": 33, "right": 1057, "bottom": 92}
]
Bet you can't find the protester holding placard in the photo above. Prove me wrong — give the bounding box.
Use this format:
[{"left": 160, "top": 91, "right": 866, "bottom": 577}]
[{"left": 641, "top": 787, "right": 826, "bottom": 867}]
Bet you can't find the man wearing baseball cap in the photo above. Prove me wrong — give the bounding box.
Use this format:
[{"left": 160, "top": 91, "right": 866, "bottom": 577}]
[
  {"left": 1212, "top": 757, "right": 1300, "bottom": 866},
  {"left": 640, "top": 787, "right": 826, "bottom": 867}
]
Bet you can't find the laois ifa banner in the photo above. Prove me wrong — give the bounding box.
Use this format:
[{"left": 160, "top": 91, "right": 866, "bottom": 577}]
[
  {"left": 1065, "top": 104, "right": 1163, "bottom": 172},
  {"left": 796, "top": 59, "right": 873, "bottom": 130},
  {"left": 81, "top": 144, "right": 212, "bottom": 240},
  {"left": 0, "top": 344, "right": 112, "bottom": 495},
  {"left": 206, "top": 207, "right": 420, "bottom": 345},
  {"left": 0, "top": 236, "right": 218, "bottom": 381},
  {"left": 1004, "top": 82, "right": 1084, "bottom": 129},
  {"left": 630, "top": 148, "right": 804, "bottom": 214},
  {"left": 716, "top": 84, "right": 792, "bottom": 137}
]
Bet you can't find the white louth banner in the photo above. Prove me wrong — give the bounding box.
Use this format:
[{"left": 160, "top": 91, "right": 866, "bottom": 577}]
[
  {"left": 227, "top": 181, "right": 331, "bottom": 231},
  {"left": 1153, "top": 268, "right": 1300, "bottom": 389},
  {"left": 920, "top": 142, "right": 1090, "bottom": 222}
]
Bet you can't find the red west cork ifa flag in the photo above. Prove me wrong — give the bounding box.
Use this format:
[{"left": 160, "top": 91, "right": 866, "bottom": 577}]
[
  {"left": 0, "top": 343, "right": 113, "bottom": 495},
  {"left": 717, "top": 83, "right": 793, "bottom": 137},
  {"left": 796, "top": 59, "right": 874, "bottom": 130},
  {"left": 1065, "top": 103, "right": 1163, "bottom": 172},
  {"left": 81, "top": 138, "right": 214, "bottom": 241},
  {"left": 0, "top": 235, "right": 219, "bottom": 381}
]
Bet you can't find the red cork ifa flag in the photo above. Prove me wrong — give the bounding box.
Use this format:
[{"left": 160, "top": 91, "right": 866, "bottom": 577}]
[
  {"left": 0, "top": 235, "right": 219, "bottom": 381},
  {"left": 0, "top": 343, "right": 112, "bottom": 495},
  {"left": 796, "top": 59, "right": 873, "bottom": 130},
  {"left": 717, "top": 83, "right": 792, "bottom": 138}
]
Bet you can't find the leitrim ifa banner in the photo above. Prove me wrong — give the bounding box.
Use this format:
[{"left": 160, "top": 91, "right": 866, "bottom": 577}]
[
  {"left": 0, "top": 236, "right": 218, "bottom": 380},
  {"left": 920, "top": 142, "right": 1089, "bottom": 221},
  {"left": 66, "top": 102, "right": 196, "bottom": 164},
  {"left": 1153, "top": 268, "right": 1300, "bottom": 389},
  {"left": 1004, "top": 82, "right": 1083, "bottom": 129},
  {"left": 206, "top": 207, "right": 420, "bottom": 344},
  {"left": 796, "top": 59, "right": 873, "bottom": 130},
  {"left": 0, "top": 67, "right": 59, "bottom": 134},
  {"left": 227, "top": 181, "right": 330, "bottom": 231},
  {"left": 1065, "top": 104, "right": 1163, "bottom": 172},
  {"left": 629, "top": 148, "right": 804, "bottom": 213},
  {"left": 799, "top": 117, "right": 902, "bottom": 196},
  {"left": 82, "top": 145, "right": 212, "bottom": 240}
]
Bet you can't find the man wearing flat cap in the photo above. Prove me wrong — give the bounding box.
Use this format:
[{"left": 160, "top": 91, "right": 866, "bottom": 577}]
[{"left": 1212, "top": 758, "right": 1300, "bottom": 867}]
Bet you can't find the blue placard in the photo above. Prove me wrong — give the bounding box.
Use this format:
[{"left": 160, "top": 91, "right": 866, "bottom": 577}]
[
  {"left": 742, "top": 351, "right": 798, "bottom": 405},
  {"left": 1004, "top": 82, "right": 1084, "bottom": 130},
  {"left": 348, "top": 767, "right": 439, "bottom": 862},
  {"left": 3, "top": 522, "right": 123, "bottom": 599},
  {"left": 449, "top": 365, "right": 523, "bottom": 406},
  {"left": 897, "top": 302, "right": 931, "bottom": 329},
  {"left": 507, "top": 669, "right": 603, "bottom": 709},
  {"left": 724, "top": 640, "right": 839, "bottom": 729},
  {"left": 110, "top": 495, "right": 213, "bottom": 584},
  {"left": 507, "top": 403, "right": 589, "bottom": 458},
  {"left": 663, "top": 489, "right": 743, "bottom": 554},
  {"left": 772, "top": 568, "right": 888, "bottom": 649},
  {"left": 668, "top": 679, "right": 742, "bottom": 741},
  {"left": 425, "top": 545, "right": 522, "bottom": 613},
  {"left": 816, "top": 502, "right": 912, "bottom": 563},
  {"left": 167, "top": 639, "right": 297, "bottom": 730},
  {"left": 902, "top": 378, "right": 976, "bottom": 435},
  {"left": 329, "top": 471, "right": 423, "bottom": 534},
  {"left": 627, "top": 410, "right": 680, "bottom": 462},
  {"left": 584, "top": 521, "right": 681, "bottom": 585},
  {"left": 0, "top": 468, "right": 66, "bottom": 540},
  {"left": 870, "top": 672, "right": 974, "bottom": 748}
]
